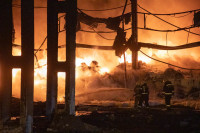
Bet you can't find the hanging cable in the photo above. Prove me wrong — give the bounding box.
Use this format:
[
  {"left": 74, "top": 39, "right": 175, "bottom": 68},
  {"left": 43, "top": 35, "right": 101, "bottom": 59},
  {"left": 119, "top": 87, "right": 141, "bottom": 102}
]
[
  {"left": 34, "top": 36, "right": 47, "bottom": 67},
  {"left": 137, "top": 25, "right": 197, "bottom": 32},
  {"left": 79, "top": 3, "right": 131, "bottom": 12},
  {"left": 78, "top": 25, "right": 196, "bottom": 34},
  {"left": 90, "top": 27, "right": 115, "bottom": 40},
  {"left": 121, "top": 0, "right": 128, "bottom": 88},
  {"left": 139, "top": 50, "right": 200, "bottom": 70},
  {"left": 144, "top": 13, "right": 146, "bottom": 28},
  {"left": 170, "top": 12, "right": 192, "bottom": 18},
  {"left": 34, "top": 54, "right": 40, "bottom": 67},
  {"left": 12, "top": 3, "right": 200, "bottom": 16},
  {"left": 76, "top": 10, "right": 199, "bottom": 34},
  {"left": 137, "top": 4, "right": 200, "bottom": 36},
  {"left": 34, "top": 36, "right": 47, "bottom": 55},
  {"left": 187, "top": 28, "right": 190, "bottom": 44}
]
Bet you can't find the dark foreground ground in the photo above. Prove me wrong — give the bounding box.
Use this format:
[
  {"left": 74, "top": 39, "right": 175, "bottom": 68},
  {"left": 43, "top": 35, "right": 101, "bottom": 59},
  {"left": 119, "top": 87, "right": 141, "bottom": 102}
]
[
  {"left": 2, "top": 98, "right": 200, "bottom": 133},
  {"left": 48, "top": 105, "right": 200, "bottom": 133}
]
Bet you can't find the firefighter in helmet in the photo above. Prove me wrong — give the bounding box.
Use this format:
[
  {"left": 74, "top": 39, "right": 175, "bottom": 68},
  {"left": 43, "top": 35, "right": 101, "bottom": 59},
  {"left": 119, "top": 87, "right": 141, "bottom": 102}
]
[
  {"left": 139, "top": 82, "right": 149, "bottom": 107},
  {"left": 134, "top": 82, "right": 142, "bottom": 108},
  {"left": 163, "top": 80, "right": 174, "bottom": 109}
]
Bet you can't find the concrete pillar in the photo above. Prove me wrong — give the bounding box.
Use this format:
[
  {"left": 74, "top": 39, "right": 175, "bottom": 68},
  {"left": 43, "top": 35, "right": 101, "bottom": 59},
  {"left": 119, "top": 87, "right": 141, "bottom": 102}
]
[
  {"left": 0, "top": 0, "right": 13, "bottom": 125},
  {"left": 20, "top": 0, "right": 34, "bottom": 132},
  {"left": 65, "top": 0, "right": 77, "bottom": 115},
  {"left": 46, "top": 0, "right": 58, "bottom": 119},
  {"left": 47, "top": 0, "right": 77, "bottom": 118}
]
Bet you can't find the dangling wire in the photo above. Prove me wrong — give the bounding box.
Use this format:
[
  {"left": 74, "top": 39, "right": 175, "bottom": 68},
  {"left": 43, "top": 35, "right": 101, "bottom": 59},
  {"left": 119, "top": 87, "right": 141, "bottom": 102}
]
[
  {"left": 122, "top": 0, "right": 128, "bottom": 88},
  {"left": 187, "top": 27, "right": 190, "bottom": 44},
  {"left": 170, "top": 12, "right": 192, "bottom": 18},
  {"left": 144, "top": 13, "right": 146, "bottom": 28},
  {"left": 122, "top": 0, "right": 128, "bottom": 30}
]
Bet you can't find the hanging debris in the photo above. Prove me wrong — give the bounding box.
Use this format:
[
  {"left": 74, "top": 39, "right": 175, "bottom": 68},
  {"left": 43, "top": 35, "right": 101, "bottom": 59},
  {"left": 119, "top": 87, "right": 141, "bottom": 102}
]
[
  {"left": 124, "top": 13, "right": 131, "bottom": 25},
  {"left": 77, "top": 11, "right": 132, "bottom": 31},
  {"left": 112, "top": 28, "right": 127, "bottom": 57},
  {"left": 78, "top": 11, "right": 104, "bottom": 28},
  {"left": 126, "top": 35, "right": 140, "bottom": 51},
  {"left": 105, "top": 16, "right": 121, "bottom": 31},
  {"left": 194, "top": 11, "right": 200, "bottom": 27}
]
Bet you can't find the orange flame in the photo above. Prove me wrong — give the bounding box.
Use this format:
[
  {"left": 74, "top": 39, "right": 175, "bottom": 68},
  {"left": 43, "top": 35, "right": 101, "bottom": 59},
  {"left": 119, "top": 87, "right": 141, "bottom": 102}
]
[{"left": 119, "top": 49, "right": 153, "bottom": 64}]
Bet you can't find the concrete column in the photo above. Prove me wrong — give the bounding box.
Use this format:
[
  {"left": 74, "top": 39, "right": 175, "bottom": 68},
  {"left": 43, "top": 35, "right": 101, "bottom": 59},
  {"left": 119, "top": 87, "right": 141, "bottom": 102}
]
[
  {"left": 21, "top": 0, "right": 34, "bottom": 132},
  {"left": 0, "top": 0, "right": 13, "bottom": 125},
  {"left": 46, "top": 0, "right": 58, "bottom": 119},
  {"left": 65, "top": 0, "right": 77, "bottom": 115}
]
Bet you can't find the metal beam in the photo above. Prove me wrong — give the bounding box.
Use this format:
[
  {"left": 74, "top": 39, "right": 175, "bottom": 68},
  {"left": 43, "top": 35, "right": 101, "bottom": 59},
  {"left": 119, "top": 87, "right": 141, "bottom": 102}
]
[
  {"left": 139, "top": 41, "right": 200, "bottom": 50},
  {"left": 74, "top": 41, "right": 200, "bottom": 51}
]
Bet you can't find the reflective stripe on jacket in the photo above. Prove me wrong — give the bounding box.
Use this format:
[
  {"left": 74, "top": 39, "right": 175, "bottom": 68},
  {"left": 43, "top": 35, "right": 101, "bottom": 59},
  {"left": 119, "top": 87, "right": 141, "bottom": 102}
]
[{"left": 165, "top": 93, "right": 172, "bottom": 95}]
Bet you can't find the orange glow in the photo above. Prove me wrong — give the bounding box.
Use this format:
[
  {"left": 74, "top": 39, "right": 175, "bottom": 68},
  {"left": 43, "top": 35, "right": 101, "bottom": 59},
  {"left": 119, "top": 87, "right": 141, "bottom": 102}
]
[
  {"left": 99, "top": 67, "right": 110, "bottom": 75},
  {"left": 57, "top": 72, "right": 66, "bottom": 78},
  {"left": 76, "top": 57, "right": 93, "bottom": 66},
  {"left": 11, "top": 40, "right": 182, "bottom": 102},
  {"left": 57, "top": 96, "right": 65, "bottom": 103},
  {"left": 11, "top": 48, "right": 155, "bottom": 101},
  {"left": 119, "top": 49, "right": 153, "bottom": 64},
  {"left": 12, "top": 68, "right": 20, "bottom": 77}
]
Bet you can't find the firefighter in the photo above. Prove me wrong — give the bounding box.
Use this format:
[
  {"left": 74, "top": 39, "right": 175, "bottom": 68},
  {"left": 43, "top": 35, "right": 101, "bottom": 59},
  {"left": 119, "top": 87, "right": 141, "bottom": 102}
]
[
  {"left": 139, "top": 82, "right": 149, "bottom": 107},
  {"left": 134, "top": 82, "right": 142, "bottom": 108},
  {"left": 163, "top": 80, "right": 174, "bottom": 109}
]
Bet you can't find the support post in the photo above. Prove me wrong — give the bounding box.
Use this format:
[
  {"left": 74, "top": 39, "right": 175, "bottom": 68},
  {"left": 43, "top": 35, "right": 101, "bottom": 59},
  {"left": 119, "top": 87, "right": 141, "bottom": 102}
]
[
  {"left": 47, "top": 0, "right": 77, "bottom": 118},
  {"left": 65, "top": 0, "right": 77, "bottom": 115},
  {"left": 131, "top": 0, "right": 138, "bottom": 69},
  {"left": 47, "top": 0, "right": 58, "bottom": 119},
  {"left": 21, "top": 0, "right": 34, "bottom": 132},
  {"left": 0, "top": 0, "right": 13, "bottom": 125}
]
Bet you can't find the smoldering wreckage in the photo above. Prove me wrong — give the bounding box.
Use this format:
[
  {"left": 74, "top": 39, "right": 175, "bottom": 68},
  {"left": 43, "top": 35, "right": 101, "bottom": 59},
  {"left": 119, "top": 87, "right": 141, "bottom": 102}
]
[{"left": 4, "top": 61, "right": 200, "bottom": 133}]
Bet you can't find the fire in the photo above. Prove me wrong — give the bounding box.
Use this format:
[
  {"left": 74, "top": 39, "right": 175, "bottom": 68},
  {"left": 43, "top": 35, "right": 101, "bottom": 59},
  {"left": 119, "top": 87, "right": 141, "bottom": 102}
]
[
  {"left": 12, "top": 68, "right": 20, "bottom": 77},
  {"left": 11, "top": 56, "right": 111, "bottom": 84},
  {"left": 58, "top": 72, "right": 66, "bottom": 78},
  {"left": 119, "top": 49, "right": 153, "bottom": 64},
  {"left": 118, "top": 52, "right": 132, "bottom": 63},
  {"left": 57, "top": 96, "right": 65, "bottom": 103},
  {"left": 34, "top": 59, "right": 47, "bottom": 86},
  {"left": 99, "top": 67, "right": 110, "bottom": 74},
  {"left": 11, "top": 46, "right": 168, "bottom": 102},
  {"left": 76, "top": 57, "right": 93, "bottom": 66},
  {"left": 76, "top": 57, "right": 110, "bottom": 77},
  {"left": 138, "top": 49, "right": 152, "bottom": 63}
]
